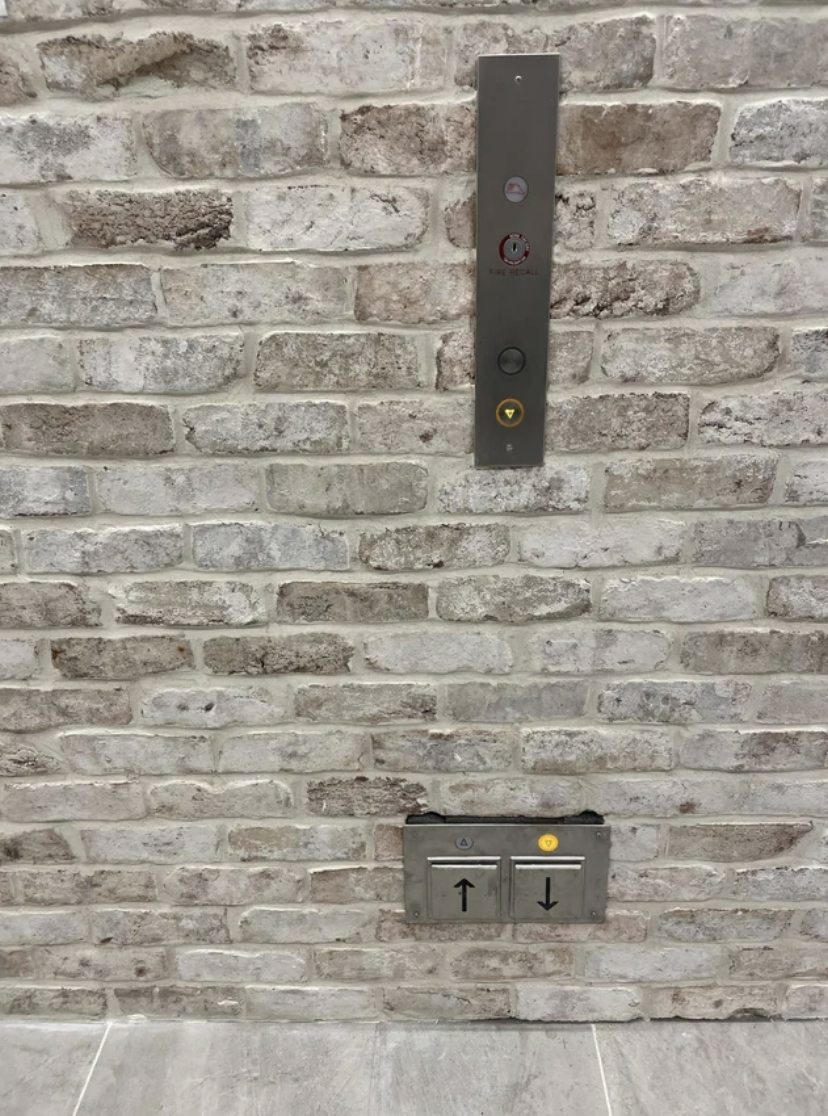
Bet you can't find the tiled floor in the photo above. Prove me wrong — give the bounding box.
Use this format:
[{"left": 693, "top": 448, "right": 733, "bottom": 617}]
[{"left": 4, "top": 1019, "right": 827, "bottom": 1116}]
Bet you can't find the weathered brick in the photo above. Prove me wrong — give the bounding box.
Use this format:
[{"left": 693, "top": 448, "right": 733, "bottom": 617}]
[
  {"left": 113, "top": 580, "right": 265, "bottom": 627},
  {"left": 601, "top": 326, "right": 779, "bottom": 385},
  {"left": 516, "top": 985, "right": 642, "bottom": 1023},
  {"left": 700, "top": 389, "right": 828, "bottom": 447},
  {"left": 247, "top": 183, "right": 428, "bottom": 252},
  {"left": 445, "top": 680, "right": 588, "bottom": 722},
  {"left": 61, "top": 189, "right": 233, "bottom": 251},
  {"left": 141, "top": 686, "right": 285, "bottom": 729},
  {"left": 585, "top": 945, "right": 720, "bottom": 982},
  {"left": 0, "top": 738, "right": 63, "bottom": 776},
  {"left": 359, "top": 524, "right": 509, "bottom": 571},
  {"left": 768, "top": 577, "right": 828, "bottom": 621},
  {"left": 664, "top": 15, "right": 828, "bottom": 90},
  {"left": 527, "top": 627, "right": 670, "bottom": 674},
  {"left": 682, "top": 630, "right": 828, "bottom": 674},
  {"left": 0, "top": 51, "right": 35, "bottom": 106},
  {"left": 92, "top": 908, "right": 228, "bottom": 946},
  {"left": 0, "top": 466, "right": 89, "bottom": 518},
  {"left": 436, "top": 575, "right": 589, "bottom": 623},
  {"left": 79, "top": 334, "right": 244, "bottom": 395},
  {"left": 372, "top": 728, "right": 513, "bottom": 773},
  {"left": 248, "top": 986, "right": 377, "bottom": 1022},
  {"left": 238, "top": 906, "right": 374, "bottom": 945},
  {"left": 441, "top": 778, "right": 583, "bottom": 817},
  {"left": 162, "top": 867, "right": 301, "bottom": 907},
  {"left": 450, "top": 945, "right": 572, "bottom": 981},
  {"left": 62, "top": 732, "right": 213, "bottom": 776},
  {"left": 789, "top": 330, "right": 828, "bottom": 380},
  {"left": 601, "top": 576, "right": 758, "bottom": 623},
  {"left": 277, "top": 581, "right": 428, "bottom": 624},
  {"left": 28, "top": 946, "right": 167, "bottom": 983},
  {"left": 785, "top": 985, "right": 828, "bottom": 1020},
  {"left": 204, "top": 634, "right": 352, "bottom": 676},
  {"left": 0, "top": 580, "right": 98, "bottom": 631},
  {"left": 99, "top": 465, "right": 257, "bottom": 518},
  {"left": 39, "top": 32, "right": 234, "bottom": 97},
  {"left": 79, "top": 824, "right": 222, "bottom": 864},
  {"left": 711, "top": 255, "right": 828, "bottom": 316},
  {"left": 193, "top": 522, "right": 348, "bottom": 572},
  {"left": 255, "top": 332, "right": 422, "bottom": 392},
  {"left": 522, "top": 728, "right": 671, "bottom": 775},
  {"left": 690, "top": 516, "right": 828, "bottom": 568},
  {"left": 520, "top": 517, "right": 683, "bottom": 568},
  {"left": 228, "top": 823, "right": 366, "bottom": 863},
  {"left": 267, "top": 463, "right": 427, "bottom": 516},
  {"left": 605, "top": 455, "right": 775, "bottom": 511},
  {"left": 340, "top": 104, "right": 474, "bottom": 175},
  {"left": 374, "top": 825, "right": 403, "bottom": 861},
  {"left": 0, "top": 266, "right": 155, "bottom": 328},
  {"left": 786, "top": 461, "right": 828, "bottom": 504},
  {"left": 148, "top": 778, "right": 293, "bottom": 820},
  {"left": 558, "top": 102, "right": 719, "bottom": 175},
  {"left": 548, "top": 392, "right": 689, "bottom": 451},
  {"left": 514, "top": 911, "right": 648, "bottom": 945},
  {"left": 728, "top": 947, "right": 828, "bottom": 980},
  {"left": 356, "top": 399, "right": 472, "bottom": 455},
  {"left": 315, "top": 945, "right": 438, "bottom": 981},
  {"left": 800, "top": 911, "right": 828, "bottom": 942},
  {"left": 1, "top": 403, "right": 172, "bottom": 458},
  {"left": 385, "top": 985, "right": 511, "bottom": 1021},
  {"left": 732, "top": 99, "right": 828, "bottom": 167},
  {"left": 12, "top": 868, "right": 154, "bottom": 906},
  {"left": 365, "top": 630, "right": 512, "bottom": 675},
  {"left": 0, "top": 986, "right": 107, "bottom": 1018},
  {"left": 758, "top": 681, "right": 828, "bottom": 723},
  {"left": 741, "top": 780, "right": 828, "bottom": 816},
  {"left": 0, "top": 534, "right": 15, "bottom": 572},
  {"left": 647, "top": 986, "right": 778, "bottom": 1021},
  {"left": 598, "top": 680, "right": 751, "bottom": 724},
  {"left": 0, "top": 192, "right": 40, "bottom": 255},
  {"left": 0, "top": 114, "right": 136, "bottom": 184},
  {"left": 0, "top": 910, "right": 87, "bottom": 946},
  {"left": 609, "top": 824, "right": 660, "bottom": 862},
  {"left": 219, "top": 731, "right": 366, "bottom": 774},
  {"left": 356, "top": 263, "right": 472, "bottom": 325},
  {"left": 591, "top": 776, "right": 740, "bottom": 818},
  {"left": 733, "top": 866, "right": 828, "bottom": 902},
  {"left": 552, "top": 261, "right": 700, "bottom": 319},
  {"left": 24, "top": 527, "right": 182, "bottom": 574},
  {"left": 454, "top": 16, "right": 654, "bottom": 93},
  {"left": 0, "top": 828, "right": 74, "bottom": 865},
  {"left": 376, "top": 908, "right": 505, "bottom": 944},
  {"left": 2, "top": 780, "right": 144, "bottom": 822},
  {"left": 436, "top": 327, "right": 593, "bottom": 391},
  {"left": 0, "top": 688, "right": 131, "bottom": 732},
  {"left": 175, "top": 948, "right": 306, "bottom": 984},
  {"left": 52, "top": 636, "right": 193, "bottom": 680},
  {"left": 0, "top": 337, "right": 73, "bottom": 394},
  {"left": 438, "top": 464, "right": 589, "bottom": 514},
  {"left": 660, "top": 908, "right": 791, "bottom": 944},
  {"left": 144, "top": 106, "right": 327, "bottom": 179},
  {"left": 249, "top": 21, "right": 445, "bottom": 94},
  {"left": 309, "top": 866, "right": 402, "bottom": 904},
  {"left": 161, "top": 264, "right": 349, "bottom": 326},
  {"left": 307, "top": 776, "right": 428, "bottom": 816},
  {"left": 114, "top": 984, "right": 243, "bottom": 1019},
  {"left": 679, "top": 730, "right": 828, "bottom": 773},
  {"left": 609, "top": 865, "right": 726, "bottom": 902},
  {"left": 807, "top": 185, "right": 828, "bottom": 244},
  {"left": 608, "top": 178, "right": 798, "bottom": 246}
]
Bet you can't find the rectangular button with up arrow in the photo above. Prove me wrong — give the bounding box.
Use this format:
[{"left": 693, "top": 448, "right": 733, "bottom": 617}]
[
  {"left": 510, "top": 857, "right": 585, "bottom": 922},
  {"left": 428, "top": 858, "right": 501, "bottom": 921}
]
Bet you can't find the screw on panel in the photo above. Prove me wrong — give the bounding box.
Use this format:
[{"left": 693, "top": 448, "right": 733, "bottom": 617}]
[{"left": 412, "top": 910, "right": 421, "bottom": 919}]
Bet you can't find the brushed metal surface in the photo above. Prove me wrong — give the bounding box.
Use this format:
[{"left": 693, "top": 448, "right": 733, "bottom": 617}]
[
  {"left": 404, "top": 822, "right": 609, "bottom": 923},
  {"left": 474, "top": 54, "right": 560, "bottom": 468}
]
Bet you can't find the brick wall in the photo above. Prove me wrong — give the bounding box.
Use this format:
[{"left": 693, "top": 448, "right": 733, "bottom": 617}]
[{"left": 0, "top": 0, "right": 827, "bottom": 1024}]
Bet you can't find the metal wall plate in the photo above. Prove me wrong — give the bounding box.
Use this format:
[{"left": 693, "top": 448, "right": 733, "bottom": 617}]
[
  {"left": 474, "top": 54, "right": 560, "bottom": 469},
  {"left": 404, "top": 821, "right": 609, "bottom": 924}
]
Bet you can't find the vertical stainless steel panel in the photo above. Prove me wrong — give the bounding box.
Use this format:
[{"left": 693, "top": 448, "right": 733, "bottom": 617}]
[{"left": 474, "top": 54, "right": 560, "bottom": 468}]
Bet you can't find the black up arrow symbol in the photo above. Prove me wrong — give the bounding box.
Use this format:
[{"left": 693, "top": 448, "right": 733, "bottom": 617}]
[
  {"left": 454, "top": 877, "right": 474, "bottom": 912},
  {"left": 538, "top": 877, "right": 558, "bottom": 912}
]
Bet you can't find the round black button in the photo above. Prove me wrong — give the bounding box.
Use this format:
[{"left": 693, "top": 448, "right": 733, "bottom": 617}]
[
  {"left": 496, "top": 398, "right": 525, "bottom": 428},
  {"left": 498, "top": 347, "right": 526, "bottom": 375}
]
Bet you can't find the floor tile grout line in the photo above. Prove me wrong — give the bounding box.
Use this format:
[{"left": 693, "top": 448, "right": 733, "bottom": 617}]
[
  {"left": 71, "top": 1021, "right": 112, "bottom": 1116},
  {"left": 591, "top": 1024, "right": 615, "bottom": 1116}
]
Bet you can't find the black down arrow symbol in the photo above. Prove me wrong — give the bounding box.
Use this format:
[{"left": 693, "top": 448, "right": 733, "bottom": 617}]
[{"left": 538, "top": 877, "right": 558, "bottom": 912}]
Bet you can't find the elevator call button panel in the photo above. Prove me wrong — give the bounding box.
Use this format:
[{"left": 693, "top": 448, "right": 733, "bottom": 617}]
[{"left": 474, "top": 54, "right": 560, "bottom": 468}]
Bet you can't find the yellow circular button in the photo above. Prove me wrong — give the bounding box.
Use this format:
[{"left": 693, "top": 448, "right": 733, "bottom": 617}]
[
  {"left": 496, "top": 398, "right": 525, "bottom": 427},
  {"left": 538, "top": 833, "right": 559, "bottom": 853}
]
